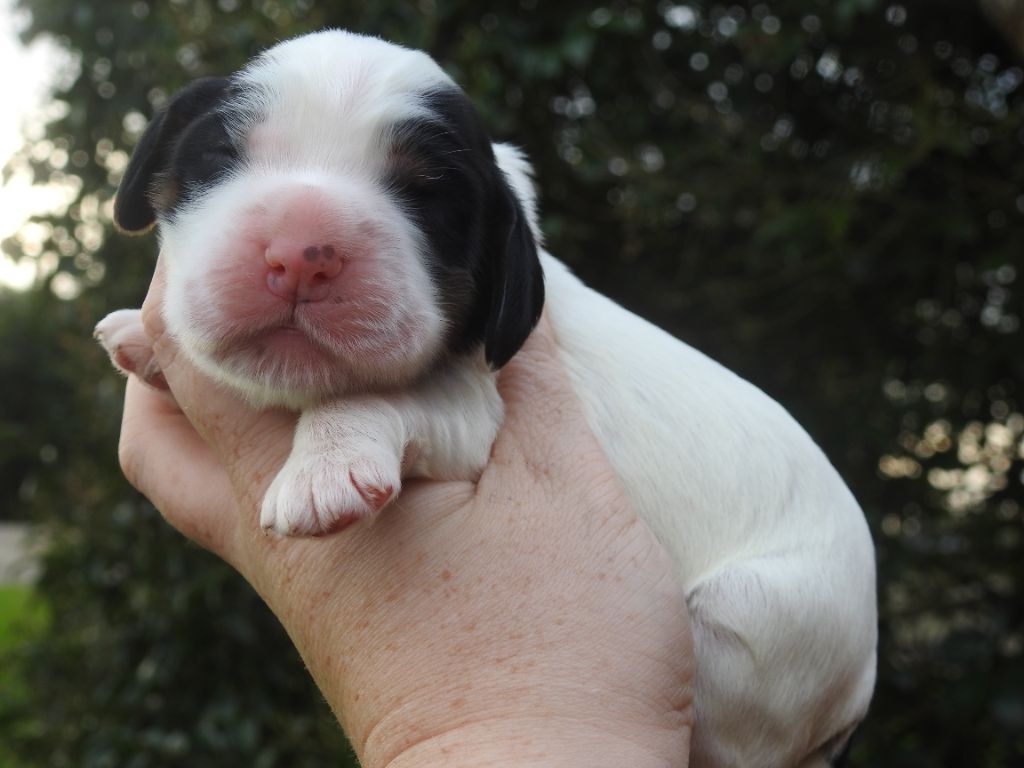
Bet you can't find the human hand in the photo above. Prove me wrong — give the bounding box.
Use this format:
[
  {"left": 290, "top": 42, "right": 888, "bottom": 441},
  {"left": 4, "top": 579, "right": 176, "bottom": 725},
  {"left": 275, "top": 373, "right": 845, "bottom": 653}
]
[{"left": 117, "top": 257, "right": 695, "bottom": 767}]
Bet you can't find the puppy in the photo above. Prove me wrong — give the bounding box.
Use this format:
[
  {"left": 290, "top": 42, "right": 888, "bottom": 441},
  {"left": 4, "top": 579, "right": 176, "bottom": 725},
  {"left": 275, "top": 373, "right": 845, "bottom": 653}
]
[{"left": 95, "top": 30, "right": 877, "bottom": 767}]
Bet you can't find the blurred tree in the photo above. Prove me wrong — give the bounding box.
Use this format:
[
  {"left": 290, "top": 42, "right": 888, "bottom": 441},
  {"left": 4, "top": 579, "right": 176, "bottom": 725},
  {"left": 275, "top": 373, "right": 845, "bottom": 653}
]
[
  {"left": 0, "top": 0, "right": 1021, "bottom": 765},
  {"left": 982, "top": 0, "right": 1024, "bottom": 56}
]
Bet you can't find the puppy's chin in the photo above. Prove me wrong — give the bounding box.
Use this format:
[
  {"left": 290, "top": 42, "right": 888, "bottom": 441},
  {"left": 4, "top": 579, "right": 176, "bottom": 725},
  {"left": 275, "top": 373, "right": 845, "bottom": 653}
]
[
  {"left": 178, "top": 317, "right": 447, "bottom": 409},
  {"left": 182, "top": 337, "right": 421, "bottom": 409}
]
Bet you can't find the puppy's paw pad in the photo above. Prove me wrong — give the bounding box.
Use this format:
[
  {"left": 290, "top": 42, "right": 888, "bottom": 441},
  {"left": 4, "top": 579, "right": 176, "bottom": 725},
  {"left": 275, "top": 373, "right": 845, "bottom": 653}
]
[{"left": 260, "top": 450, "right": 402, "bottom": 537}]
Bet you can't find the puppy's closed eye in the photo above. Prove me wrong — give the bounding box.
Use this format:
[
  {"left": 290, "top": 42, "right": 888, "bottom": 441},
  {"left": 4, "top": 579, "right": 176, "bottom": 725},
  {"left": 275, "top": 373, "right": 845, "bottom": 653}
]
[{"left": 175, "top": 129, "right": 241, "bottom": 192}]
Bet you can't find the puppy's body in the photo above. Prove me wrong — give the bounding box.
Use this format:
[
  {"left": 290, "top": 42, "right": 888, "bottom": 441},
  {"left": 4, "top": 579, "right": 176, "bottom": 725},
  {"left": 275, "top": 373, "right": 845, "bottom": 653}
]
[
  {"left": 542, "top": 253, "right": 876, "bottom": 766},
  {"left": 96, "top": 30, "right": 876, "bottom": 767}
]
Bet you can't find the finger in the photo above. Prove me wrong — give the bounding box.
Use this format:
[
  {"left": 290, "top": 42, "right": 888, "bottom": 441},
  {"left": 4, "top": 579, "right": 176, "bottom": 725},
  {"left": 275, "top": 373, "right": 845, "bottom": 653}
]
[
  {"left": 138, "top": 254, "right": 296, "bottom": 500},
  {"left": 494, "top": 313, "right": 609, "bottom": 472},
  {"left": 497, "top": 314, "right": 572, "bottom": 420},
  {"left": 140, "top": 255, "right": 168, "bottom": 341},
  {"left": 120, "top": 375, "right": 242, "bottom": 563}
]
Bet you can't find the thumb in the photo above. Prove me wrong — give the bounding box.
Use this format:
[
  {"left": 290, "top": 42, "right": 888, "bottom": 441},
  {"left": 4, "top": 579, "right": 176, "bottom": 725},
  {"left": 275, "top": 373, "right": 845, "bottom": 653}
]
[
  {"left": 140, "top": 255, "right": 297, "bottom": 507},
  {"left": 494, "top": 313, "right": 611, "bottom": 476}
]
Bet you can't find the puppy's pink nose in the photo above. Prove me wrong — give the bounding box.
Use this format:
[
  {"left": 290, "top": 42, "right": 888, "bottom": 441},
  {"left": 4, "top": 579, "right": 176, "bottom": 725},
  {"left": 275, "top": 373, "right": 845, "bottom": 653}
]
[{"left": 265, "top": 240, "right": 344, "bottom": 302}]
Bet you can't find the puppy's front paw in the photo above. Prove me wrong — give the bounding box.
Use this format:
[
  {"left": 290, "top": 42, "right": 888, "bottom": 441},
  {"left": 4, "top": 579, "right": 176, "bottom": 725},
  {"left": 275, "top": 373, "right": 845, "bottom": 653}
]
[
  {"left": 94, "top": 309, "right": 166, "bottom": 389},
  {"left": 260, "top": 445, "right": 402, "bottom": 536}
]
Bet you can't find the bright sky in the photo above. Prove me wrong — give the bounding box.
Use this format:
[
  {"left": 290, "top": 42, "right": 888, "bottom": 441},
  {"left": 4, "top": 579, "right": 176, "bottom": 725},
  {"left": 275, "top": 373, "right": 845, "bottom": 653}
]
[{"left": 0, "top": 0, "right": 69, "bottom": 289}]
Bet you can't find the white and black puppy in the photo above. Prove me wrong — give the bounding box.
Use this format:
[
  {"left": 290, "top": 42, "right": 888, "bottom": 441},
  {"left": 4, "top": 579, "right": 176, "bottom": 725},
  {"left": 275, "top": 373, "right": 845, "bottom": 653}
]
[{"left": 95, "top": 29, "right": 876, "bottom": 768}]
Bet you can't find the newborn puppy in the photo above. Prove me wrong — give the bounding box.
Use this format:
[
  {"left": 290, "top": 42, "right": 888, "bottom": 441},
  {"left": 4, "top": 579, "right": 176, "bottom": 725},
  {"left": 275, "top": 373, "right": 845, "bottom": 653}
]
[{"left": 95, "top": 30, "right": 876, "bottom": 768}]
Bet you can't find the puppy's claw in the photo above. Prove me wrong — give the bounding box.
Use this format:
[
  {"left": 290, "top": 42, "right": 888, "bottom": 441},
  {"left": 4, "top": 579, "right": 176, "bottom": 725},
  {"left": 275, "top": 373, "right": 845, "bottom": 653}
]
[{"left": 350, "top": 466, "right": 396, "bottom": 512}]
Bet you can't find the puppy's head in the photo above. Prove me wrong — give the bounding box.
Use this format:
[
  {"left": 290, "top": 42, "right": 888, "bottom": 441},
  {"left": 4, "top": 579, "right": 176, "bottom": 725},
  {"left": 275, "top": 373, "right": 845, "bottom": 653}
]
[{"left": 115, "top": 30, "right": 543, "bottom": 407}]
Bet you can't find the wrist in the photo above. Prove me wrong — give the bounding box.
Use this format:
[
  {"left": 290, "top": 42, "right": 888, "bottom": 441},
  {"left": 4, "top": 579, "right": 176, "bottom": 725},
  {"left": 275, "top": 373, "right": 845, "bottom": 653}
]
[
  {"left": 274, "top": 595, "right": 692, "bottom": 768},
  {"left": 381, "top": 717, "right": 690, "bottom": 768}
]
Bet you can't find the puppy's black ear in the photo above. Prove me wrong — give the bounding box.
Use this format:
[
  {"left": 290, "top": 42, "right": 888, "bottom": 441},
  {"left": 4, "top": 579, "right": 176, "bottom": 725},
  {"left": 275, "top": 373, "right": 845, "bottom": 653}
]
[
  {"left": 114, "top": 77, "right": 231, "bottom": 234},
  {"left": 483, "top": 180, "right": 544, "bottom": 369}
]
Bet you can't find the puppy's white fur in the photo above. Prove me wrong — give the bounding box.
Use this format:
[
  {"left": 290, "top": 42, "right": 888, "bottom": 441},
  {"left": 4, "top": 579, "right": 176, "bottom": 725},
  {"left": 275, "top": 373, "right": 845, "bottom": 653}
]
[{"left": 97, "top": 30, "right": 876, "bottom": 767}]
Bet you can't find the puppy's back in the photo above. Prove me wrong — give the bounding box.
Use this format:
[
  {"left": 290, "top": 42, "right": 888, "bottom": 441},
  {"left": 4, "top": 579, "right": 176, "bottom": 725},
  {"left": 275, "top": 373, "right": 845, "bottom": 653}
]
[{"left": 541, "top": 254, "right": 876, "bottom": 766}]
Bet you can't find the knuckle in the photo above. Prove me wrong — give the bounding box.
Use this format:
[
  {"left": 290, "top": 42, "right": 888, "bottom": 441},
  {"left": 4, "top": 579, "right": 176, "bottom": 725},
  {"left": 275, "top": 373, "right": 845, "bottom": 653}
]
[{"left": 117, "top": 432, "right": 147, "bottom": 492}]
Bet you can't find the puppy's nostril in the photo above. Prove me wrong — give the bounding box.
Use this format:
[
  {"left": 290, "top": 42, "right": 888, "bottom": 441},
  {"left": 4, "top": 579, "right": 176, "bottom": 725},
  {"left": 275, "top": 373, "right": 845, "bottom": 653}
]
[{"left": 264, "top": 240, "right": 343, "bottom": 302}]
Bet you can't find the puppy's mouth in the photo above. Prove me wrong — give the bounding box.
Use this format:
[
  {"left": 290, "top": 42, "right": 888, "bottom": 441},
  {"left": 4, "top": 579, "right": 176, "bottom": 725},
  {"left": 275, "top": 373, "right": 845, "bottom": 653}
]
[
  {"left": 215, "top": 318, "right": 333, "bottom": 365},
  {"left": 183, "top": 269, "right": 446, "bottom": 404}
]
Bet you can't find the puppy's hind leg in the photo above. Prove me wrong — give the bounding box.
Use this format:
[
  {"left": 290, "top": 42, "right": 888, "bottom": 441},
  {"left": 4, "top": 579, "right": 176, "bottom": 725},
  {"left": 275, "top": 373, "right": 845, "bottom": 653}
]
[
  {"left": 685, "top": 558, "right": 875, "bottom": 768},
  {"left": 94, "top": 309, "right": 166, "bottom": 389}
]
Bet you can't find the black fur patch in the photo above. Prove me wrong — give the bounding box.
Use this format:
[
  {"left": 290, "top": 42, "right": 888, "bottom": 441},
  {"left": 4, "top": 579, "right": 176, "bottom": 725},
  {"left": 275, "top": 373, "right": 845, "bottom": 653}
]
[
  {"left": 114, "top": 77, "right": 242, "bottom": 233},
  {"left": 385, "top": 87, "right": 544, "bottom": 368}
]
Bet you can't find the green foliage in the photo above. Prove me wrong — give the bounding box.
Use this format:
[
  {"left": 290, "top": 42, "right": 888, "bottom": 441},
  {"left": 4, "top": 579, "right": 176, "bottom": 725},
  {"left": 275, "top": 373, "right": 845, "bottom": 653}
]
[
  {"left": 1, "top": 0, "right": 1022, "bottom": 765},
  {"left": 0, "top": 584, "right": 47, "bottom": 767},
  {"left": 6, "top": 503, "right": 352, "bottom": 767},
  {"left": 0, "top": 584, "right": 46, "bottom": 647}
]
